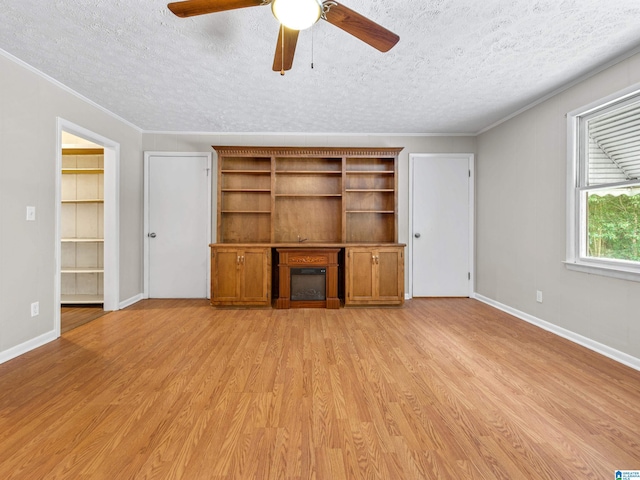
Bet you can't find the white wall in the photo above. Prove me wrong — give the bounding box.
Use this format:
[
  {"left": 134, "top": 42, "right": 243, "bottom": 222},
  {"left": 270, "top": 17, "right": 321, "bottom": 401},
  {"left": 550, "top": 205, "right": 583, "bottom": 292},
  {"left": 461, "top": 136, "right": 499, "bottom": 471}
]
[
  {"left": 477, "top": 53, "right": 640, "bottom": 362},
  {"left": 0, "top": 51, "right": 143, "bottom": 361},
  {"left": 142, "top": 133, "right": 477, "bottom": 288}
]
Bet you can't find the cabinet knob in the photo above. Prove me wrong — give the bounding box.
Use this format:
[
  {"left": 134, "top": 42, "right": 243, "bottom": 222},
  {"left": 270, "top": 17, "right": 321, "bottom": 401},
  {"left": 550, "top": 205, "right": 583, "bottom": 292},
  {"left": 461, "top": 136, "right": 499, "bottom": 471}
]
[
  {"left": 414, "top": 233, "right": 421, "bottom": 238},
  {"left": 148, "top": 232, "right": 157, "bottom": 238}
]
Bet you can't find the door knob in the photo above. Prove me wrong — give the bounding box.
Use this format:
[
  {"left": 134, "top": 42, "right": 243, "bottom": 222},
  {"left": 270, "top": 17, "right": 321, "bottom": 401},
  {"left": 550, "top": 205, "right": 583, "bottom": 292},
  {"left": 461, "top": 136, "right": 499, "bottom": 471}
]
[
  {"left": 148, "top": 232, "right": 157, "bottom": 238},
  {"left": 414, "top": 233, "right": 421, "bottom": 238}
]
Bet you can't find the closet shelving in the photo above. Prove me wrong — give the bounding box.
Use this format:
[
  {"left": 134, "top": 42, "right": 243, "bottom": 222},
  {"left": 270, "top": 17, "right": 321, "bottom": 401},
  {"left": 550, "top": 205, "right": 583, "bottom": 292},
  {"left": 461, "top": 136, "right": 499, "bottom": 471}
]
[{"left": 60, "top": 148, "right": 104, "bottom": 305}]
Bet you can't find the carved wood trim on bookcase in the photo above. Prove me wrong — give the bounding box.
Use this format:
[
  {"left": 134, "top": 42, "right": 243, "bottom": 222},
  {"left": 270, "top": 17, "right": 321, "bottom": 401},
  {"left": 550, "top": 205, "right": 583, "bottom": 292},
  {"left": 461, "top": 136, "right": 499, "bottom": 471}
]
[{"left": 212, "top": 146, "right": 403, "bottom": 157}]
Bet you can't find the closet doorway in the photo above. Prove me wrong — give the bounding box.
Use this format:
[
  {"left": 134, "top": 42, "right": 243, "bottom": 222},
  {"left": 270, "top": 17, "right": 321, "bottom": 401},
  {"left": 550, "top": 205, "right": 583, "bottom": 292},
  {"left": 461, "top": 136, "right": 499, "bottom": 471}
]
[{"left": 56, "top": 119, "right": 119, "bottom": 335}]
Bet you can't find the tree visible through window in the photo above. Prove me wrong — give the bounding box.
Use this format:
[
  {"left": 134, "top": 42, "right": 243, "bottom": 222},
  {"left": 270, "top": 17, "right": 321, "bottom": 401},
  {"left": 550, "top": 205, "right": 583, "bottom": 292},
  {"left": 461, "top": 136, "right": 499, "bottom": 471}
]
[{"left": 587, "top": 189, "right": 640, "bottom": 261}]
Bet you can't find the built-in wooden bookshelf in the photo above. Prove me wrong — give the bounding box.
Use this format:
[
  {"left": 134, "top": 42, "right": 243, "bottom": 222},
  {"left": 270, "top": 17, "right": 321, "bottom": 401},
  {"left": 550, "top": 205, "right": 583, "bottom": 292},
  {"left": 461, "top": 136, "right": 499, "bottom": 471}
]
[
  {"left": 211, "top": 146, "right": 404, "bottom": 308},
  {"left": 215, "top": 146, "right": 402, "bottom": 244},
  {"left": 219, "top": 155, "right": 272, "bottom": 243}
]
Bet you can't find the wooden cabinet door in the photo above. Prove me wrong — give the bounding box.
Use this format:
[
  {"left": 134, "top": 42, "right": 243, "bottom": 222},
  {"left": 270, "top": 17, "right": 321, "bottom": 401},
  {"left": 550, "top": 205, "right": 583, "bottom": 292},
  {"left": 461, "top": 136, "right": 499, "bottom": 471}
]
[
  {"left": 376, "top": 247, "right": 404, "bottom": 304},
  {"left": 346, "top": 246, "right": 404, "bottom": 306},
  {"left": 211, "top": 247, "right": 271, "bottom": 305},
  {"left": 240, "top": 248, "right": 270, "bottom": 303},
  {"left": 212, "top": 248, "right": 241, "bottom": 301},
  {"left": 346, "top": 248, "right": 376, "bottom": 304}
]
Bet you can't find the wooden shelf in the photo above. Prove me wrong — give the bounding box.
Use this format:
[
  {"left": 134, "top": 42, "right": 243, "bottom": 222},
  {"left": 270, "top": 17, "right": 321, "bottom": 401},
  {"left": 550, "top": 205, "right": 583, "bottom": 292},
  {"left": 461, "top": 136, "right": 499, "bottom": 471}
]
[
  {"left": 61, "top": 238, "right": 104, "bottom": 243},
  {"left": 346, "top": 189, "right": 394, "bottom": 192},
  {"left": 276, "top": 170, "right": 342, "bottom": 175},
  {"left": 62, "top": 168, "right": 104, "bottom": 175},
  {"left": 61, "top": 199, "right": 104, "bottom": 203},
  {"left": 221, "top": 189, "right": 270, "bottom": 192},
  {"left": 347, "top": 210, "right": 395, "bottom": 214},
  {"left": 221, "top": 210, "right": 271, "bottom": 214},
  {"left": 61, "top": 294, "right": 104, "bottom": 305},
  {"left": 346, "top": 170, "right": 395, "bottom": 174},
  {"left": 220, "top": 169, "right": 270, "bottom": 174},
  {"left": 275, "top": 194, "right": 342, "bottom": 198},
  {"left": 61, "top": 148, "right": 103, "bottom": 156},
  {"left": 62, "top": 267, "right": 104, "bottom": 273}
]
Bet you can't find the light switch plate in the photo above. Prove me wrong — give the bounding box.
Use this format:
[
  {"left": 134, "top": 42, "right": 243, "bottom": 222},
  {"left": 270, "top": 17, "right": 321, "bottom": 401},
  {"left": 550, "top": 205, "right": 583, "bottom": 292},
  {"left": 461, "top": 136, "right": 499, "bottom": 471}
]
[{"left": 26, "top": 206, "right": 36, "bottom": 221}]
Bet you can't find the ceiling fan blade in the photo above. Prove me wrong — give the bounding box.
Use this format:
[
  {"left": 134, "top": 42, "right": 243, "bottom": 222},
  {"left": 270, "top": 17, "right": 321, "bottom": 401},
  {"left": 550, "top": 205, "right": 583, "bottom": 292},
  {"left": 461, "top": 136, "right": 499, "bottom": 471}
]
[
  {"left": 272, "top": 26, "right": 299, "bottom": 73},
  {"left": 168, "top": 0, "right": 266, "bottom": 18},
  {"left": 323, "top": 2, "right": 399, "bottom": 52}
]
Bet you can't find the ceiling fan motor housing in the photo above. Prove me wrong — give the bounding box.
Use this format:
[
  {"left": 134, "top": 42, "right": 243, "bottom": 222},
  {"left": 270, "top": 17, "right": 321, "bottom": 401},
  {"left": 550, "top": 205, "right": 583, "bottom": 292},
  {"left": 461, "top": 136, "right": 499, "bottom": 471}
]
[{"left": 271, "top": 0, "right": 323, "bottom": 30}]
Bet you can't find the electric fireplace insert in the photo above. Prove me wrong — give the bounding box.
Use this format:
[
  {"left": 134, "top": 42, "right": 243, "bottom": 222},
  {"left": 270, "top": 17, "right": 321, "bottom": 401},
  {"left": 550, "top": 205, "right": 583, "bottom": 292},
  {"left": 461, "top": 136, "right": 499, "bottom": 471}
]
[{"left": 290, "top": 268, "right": 326, "bottom": 301}]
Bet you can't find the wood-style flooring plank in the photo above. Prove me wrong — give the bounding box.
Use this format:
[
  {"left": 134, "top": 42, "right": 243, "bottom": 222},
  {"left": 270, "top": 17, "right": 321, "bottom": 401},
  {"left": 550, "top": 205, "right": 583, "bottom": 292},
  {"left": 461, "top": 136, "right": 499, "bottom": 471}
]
[
  {"left": 61, "top": 306, "right": 107, "bottom": 333},
  {"left": 0, "top": 298, "right": 639, "bottom": 479}
]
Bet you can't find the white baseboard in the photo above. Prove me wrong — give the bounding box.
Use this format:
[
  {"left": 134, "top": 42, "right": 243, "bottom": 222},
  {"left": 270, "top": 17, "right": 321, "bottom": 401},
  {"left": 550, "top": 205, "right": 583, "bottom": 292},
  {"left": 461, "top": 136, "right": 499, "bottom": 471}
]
[
  {"left": 119, "top": 293, "right": 143, "bottom": 310},
  {"left": 0, "top": 330, "right": 58, "bottom": 365},
  {"left": 0, "top": 293, "right": 143, "bottom": 366},
  {"left": 474, "top": 293, "right": 640, "bottom": 372}
]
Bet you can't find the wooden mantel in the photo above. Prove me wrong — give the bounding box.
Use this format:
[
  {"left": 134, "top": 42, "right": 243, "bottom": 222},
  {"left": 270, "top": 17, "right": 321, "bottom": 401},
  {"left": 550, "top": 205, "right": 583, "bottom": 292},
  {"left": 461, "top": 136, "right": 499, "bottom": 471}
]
[{"left": 275, "top": 248, "right": 341, "bottom": 309}]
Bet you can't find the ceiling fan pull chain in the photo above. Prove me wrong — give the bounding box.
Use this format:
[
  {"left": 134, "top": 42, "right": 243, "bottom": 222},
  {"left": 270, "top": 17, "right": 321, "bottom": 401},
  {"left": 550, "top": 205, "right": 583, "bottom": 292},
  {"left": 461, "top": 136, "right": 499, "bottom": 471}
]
[{"left": 311, "top": 26, "right": 314, "bottom": 69}]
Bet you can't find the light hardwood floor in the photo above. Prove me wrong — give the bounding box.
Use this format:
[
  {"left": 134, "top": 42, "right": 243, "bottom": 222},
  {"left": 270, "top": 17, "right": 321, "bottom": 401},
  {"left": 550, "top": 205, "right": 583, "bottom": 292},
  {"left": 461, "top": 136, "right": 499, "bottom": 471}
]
[
  {"left": 0, "top": 299, "right": 639, "bottom": 479},
  {"left": 61, "top": 305, "right": 108, "bottom": 333}
]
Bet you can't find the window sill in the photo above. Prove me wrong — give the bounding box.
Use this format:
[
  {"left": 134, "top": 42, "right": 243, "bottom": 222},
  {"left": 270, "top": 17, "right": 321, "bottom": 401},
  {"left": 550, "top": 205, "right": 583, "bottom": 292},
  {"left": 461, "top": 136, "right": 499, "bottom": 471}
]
[{"left": 564, "top": 260, "right": 640, "bottom": 283}]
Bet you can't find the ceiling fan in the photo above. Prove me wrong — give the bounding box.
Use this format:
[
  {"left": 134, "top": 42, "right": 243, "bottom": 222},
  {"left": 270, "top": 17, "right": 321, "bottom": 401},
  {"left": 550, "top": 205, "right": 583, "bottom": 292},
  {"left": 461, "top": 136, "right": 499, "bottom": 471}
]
[{"left": 167, "top": 0, "right": 400, "bottom": 74}]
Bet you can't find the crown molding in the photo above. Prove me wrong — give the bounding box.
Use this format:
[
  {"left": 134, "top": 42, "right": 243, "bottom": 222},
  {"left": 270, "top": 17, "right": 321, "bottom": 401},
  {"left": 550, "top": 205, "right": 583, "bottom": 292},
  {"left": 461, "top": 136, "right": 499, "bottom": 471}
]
[
  {"left": 476, "top": 41, "right": 640, "bottom": 135},
  {"left": 142, "top": 130, "right": 477, "bottom": 137}
]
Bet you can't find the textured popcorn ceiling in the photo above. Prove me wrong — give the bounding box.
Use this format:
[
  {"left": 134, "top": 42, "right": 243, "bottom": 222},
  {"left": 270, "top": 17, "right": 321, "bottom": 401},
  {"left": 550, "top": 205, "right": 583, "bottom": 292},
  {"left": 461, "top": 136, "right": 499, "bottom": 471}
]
[{"left": 2, "top": 1, "right": 640, "bottom": 133}]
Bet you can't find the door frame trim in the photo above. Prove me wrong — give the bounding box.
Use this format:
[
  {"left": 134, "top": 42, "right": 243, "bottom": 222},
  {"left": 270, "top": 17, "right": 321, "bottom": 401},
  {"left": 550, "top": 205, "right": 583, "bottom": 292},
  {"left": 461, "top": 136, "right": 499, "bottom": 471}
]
[
  {"left": 408, "top": 153, "right": 475, "bottom": 298},
  {"left": 143, "top": 151, "right": 213, "bottom": 299},
  {"left": 55, "top": 118, "right": 121, "bottom": 333}
]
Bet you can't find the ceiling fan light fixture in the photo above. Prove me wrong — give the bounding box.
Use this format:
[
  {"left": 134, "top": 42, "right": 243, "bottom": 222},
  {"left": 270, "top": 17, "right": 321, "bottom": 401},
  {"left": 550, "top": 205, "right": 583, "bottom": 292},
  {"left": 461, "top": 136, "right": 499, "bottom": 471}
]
[{"left": 271, "top": 0, "right": 322, "bottom": 30}]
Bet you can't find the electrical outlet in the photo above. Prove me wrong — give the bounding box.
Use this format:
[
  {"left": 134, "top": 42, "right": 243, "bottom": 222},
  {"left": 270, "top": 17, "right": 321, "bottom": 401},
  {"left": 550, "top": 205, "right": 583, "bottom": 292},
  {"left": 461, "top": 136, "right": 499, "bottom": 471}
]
[
  {"left": 536, "top": 290, "right": 543, "bottom": 303},
  {"left": 31, "top": 301, "right": 39, "bottom": 317}
]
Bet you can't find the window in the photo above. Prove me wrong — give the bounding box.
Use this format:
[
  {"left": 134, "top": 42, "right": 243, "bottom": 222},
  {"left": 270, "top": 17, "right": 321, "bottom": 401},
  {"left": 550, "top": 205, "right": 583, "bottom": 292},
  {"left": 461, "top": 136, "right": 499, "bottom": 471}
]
[{"left": 567, "top": 87, "right": 640, "bottom": 281}]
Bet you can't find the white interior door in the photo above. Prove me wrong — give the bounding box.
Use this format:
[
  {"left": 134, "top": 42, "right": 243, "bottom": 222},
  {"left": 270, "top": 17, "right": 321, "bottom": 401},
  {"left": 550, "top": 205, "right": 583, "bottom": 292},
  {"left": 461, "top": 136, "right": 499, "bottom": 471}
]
[
  {"left": 411, "top": 154, "right": 473, "bottom": 297},
  {"left": 145, "top": 153, "right": 211, "bottom": 298}
]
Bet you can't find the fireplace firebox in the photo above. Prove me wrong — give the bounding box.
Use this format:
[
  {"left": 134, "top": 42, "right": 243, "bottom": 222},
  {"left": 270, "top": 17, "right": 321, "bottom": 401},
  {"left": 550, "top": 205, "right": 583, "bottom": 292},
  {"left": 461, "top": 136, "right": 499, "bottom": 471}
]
[{"left": 290, "top": 268, "right": 326, "bottom": 301}]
